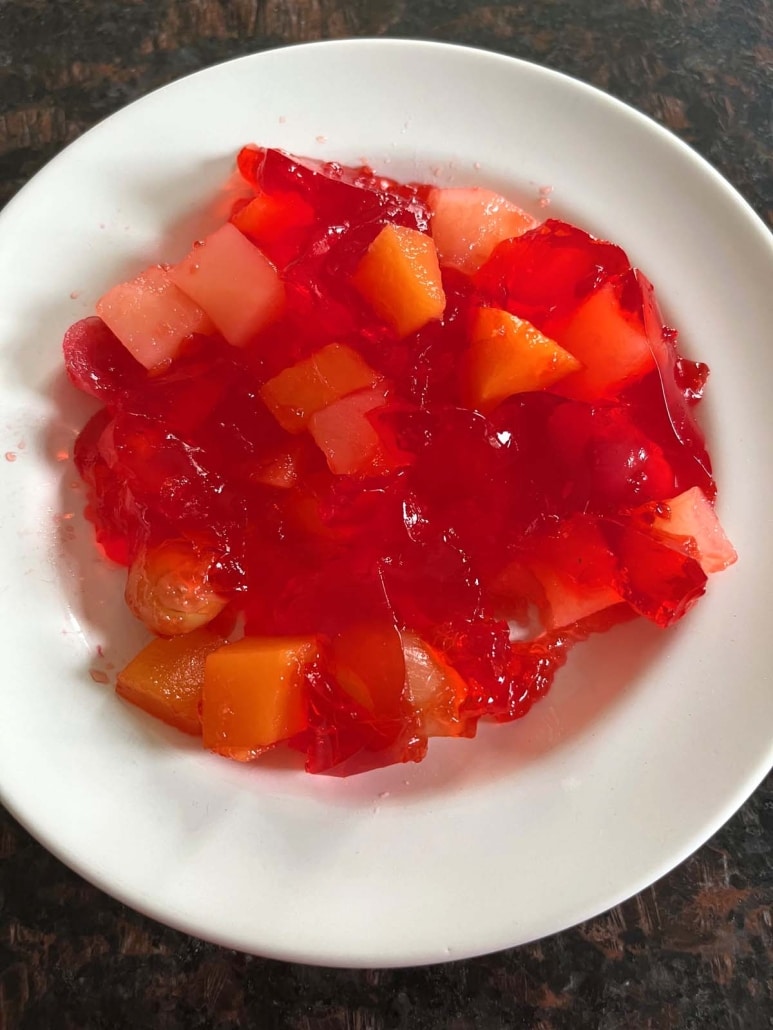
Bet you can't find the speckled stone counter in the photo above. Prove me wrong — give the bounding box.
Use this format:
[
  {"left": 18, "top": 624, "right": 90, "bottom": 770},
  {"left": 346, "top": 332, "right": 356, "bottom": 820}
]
[{"left": 1, "top": 3, "right": 771, "bottom": 1027}]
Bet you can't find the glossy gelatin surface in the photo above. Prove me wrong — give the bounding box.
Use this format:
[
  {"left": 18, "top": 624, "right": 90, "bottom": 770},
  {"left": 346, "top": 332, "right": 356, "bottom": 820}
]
[{"left": 63, "top": 147, "right": 736, "bottom": 775}]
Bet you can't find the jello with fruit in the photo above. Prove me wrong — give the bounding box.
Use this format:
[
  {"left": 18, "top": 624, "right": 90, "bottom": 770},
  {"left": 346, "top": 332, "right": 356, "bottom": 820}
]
[{"left": 63, "top": 147, "right": 736, "bottom": 776}]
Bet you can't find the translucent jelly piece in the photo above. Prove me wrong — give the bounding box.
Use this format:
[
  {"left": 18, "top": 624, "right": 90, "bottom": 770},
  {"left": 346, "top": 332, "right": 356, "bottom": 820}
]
[
  {"left": 194, "top": 364, "right": 289, "bottom": 484},
  {"left": 429, "top": 617, "right": 513, "bottom": 720},
  {"left": 604, "top": 521, "right": 708, "bottom": 627},
  {"left": 386, "top": 405, "right": 519, "bottom": 567},
  {"left": 377, "top": 533, "right": 484, "bottom": 633},
  {"left": 331, "top": 620, "right": 406, "bottom": 715},
  {"left": 526, "top": 515, "right": 623, "bottom": 630},
  {"left": 547, "top": 402, "right": 678, "bottom": 512},
  {"left": 496, "top": 634, "right": 572, "bottom": 722},
  {"left": 263, "top": 551, "right": 396, "bottom": 638},
  {"left": 486, "top": 391, "right": 575, "bottom": 530},
  {"left": 623, "top": 271, "right": 714, "bottom": 499},
  {"left": 74, "top": 409, "right": 146, "bottom": 565},
  {"left": 301, "top": 660, "right": 427, "bottom": 777},
  {"left": 119, "top": 336, "right": 234, "bottom": 436},
  {"left": 237, "top": 147, "right": 430, "bottom": 233},
  {"left": 474, "top": 219, "right": 630, "bottom": 331},
  {"left": 99, "top": 412, "right": 232, "bottom": 531},
  {"left": 231, "top": 188, "right": 316, "bottom": 268},
  {"left": 400, "top": 269, "right": 474, "bottom": 407}
]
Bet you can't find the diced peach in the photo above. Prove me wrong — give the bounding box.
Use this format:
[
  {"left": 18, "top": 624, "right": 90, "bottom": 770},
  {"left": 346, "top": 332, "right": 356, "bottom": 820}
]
[
  {"left": 352, "top": 224, "right": 445, "bottom": 337},
  {"left": 95, "top": 264, "right": 214, "bottom": 371},
  {"left": 428, "top": 186, "right": 537, "bottom": 275},
  {"left": 202, "top": 636, "right": 319, "bottom": 759},
  {"left": 465, "top": 307, "right": 582, "bottom": 413},
  {"left": 170, "top": 223, "right": 284, "bottom": 347},
  {"left": 116, "top": 627, "right": 230, "bottom": 735},
  {"left": 309, "top": 386, "right": 406, "bottom": 476},
  {"left": 632, "top": 487, "right": 737, "bottom": 575},
  {"left": 260, "top": 343, "right": 382, "bottom": 433},
  {"left": 401, "top": 632, "right": 471, "bottom": 737},
  {"left": 231, "top": 189, "right": 315, "bottom": 265},
  {"left": 552, "top": 274, "right": 657, "bottom": 401}
]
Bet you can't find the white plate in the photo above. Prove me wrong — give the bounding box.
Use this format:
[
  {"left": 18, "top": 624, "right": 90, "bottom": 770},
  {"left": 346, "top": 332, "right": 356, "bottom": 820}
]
[{"left": 0, "top": 39, "right": 771, "bottom": 968}]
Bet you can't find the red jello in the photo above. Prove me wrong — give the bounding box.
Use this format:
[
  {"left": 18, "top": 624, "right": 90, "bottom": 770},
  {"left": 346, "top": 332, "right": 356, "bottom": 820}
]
[{"left": 63, "top": 147, "right": 737, "bottom": 776}]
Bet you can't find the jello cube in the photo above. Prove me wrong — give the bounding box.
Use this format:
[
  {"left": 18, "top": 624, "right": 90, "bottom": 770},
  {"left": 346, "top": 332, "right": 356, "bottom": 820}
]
[
  {"left": 428, "top": 186, "right": 537, "bottom": 275},
  {"left": 260, "top": 343, "right": 382, "bottom": 433},
  {"left": 171, "top": 223, "right": 284, "bottom": 347},
  {"left": 116, "top": 626, "right": 230, "bottom": 735},
  {"left": 352, "top": 224, "right": 445, "bottom": 337},
  {"left": 609, "top": 524, "right": 707, "bottom": 627},
  {"left": 202, "top": 636, "right": 318, "bottom": 759},
  {"left": 465, "top": 306, "right": 582, "bottom": 413},
  {"left": 96, "top": 265, "right": 214, "bottom": 371}
]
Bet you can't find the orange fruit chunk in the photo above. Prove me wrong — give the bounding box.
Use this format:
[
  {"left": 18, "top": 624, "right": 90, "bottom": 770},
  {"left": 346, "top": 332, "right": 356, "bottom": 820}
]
[
  {"left": 465, "top": 306, "right": 582, "bottom": 413},
  {"left": 116, "top": 626, "right": 230, "bottom": 735},
  {"left": 260, "top": 342, "right": 382, "bottom": 433},
  {"left": 202, "top": 636, "right": 319, "bottom": 759},
  {"left": 352, "top": 224, "right": 445, "bottom": 337}
]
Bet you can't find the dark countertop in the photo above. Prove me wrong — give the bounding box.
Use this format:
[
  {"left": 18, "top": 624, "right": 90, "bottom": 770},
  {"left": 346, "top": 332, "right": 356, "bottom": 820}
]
[{"left": 1, "top": 2, "right": 771, "bottom": 1027}]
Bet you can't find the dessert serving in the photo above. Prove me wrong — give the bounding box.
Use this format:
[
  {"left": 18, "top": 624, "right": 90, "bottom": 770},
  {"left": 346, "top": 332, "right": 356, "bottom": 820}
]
[{"left": 63, "top": 146, "right": 736, "bottom": 776}]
